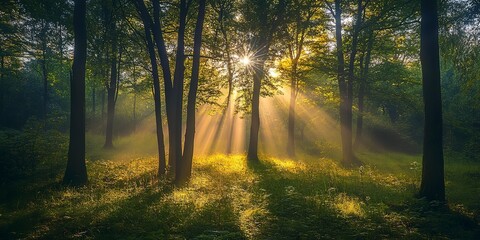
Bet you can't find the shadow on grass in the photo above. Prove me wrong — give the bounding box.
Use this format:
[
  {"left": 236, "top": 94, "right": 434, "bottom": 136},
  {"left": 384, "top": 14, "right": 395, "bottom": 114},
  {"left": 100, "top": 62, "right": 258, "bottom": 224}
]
[
  {"left": 2, "top": 155, "right": 479, "bottom": 239},
  {"left": 247, "top": 158, "right": 480, "bottom": 239}
]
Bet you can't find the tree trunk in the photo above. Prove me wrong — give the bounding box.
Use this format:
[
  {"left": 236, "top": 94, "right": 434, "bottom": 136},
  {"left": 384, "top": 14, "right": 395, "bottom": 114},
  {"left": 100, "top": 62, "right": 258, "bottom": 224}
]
[
  {"left": 41, "top": 21, "right": 48, "bottom": 125},
  {"left": 418, "top": 0, "right": 445, "bottom": 201},
  {"left": 104, "top": 48, "right": 117, "bottom": 149},
  {"left": 101, "top": 87, "right": 105, "bottom": 125},
  {"left": 63, "top": 0, "right": 87, "bottom": 186},
  {"left": 287, "top": 65, "right": 297, "bottom": 158},
  {"left": 92, "top": 85, "right": 96, "bottom": 117},
  {"left": 180, "top": 0, "right": 206, "bottom": 185},
  {"left": 354, "top": 31, "right": 373, "bottom": 147},
  {"left": 0, "top": 56, "right": 4, "bottom": 125},
  {"left": 334, "top": 0, "right": 351, "bottom": 165},
  {"left": 247, "top": 39, "right": 268, "bottom": 161},
  {"left": 172, "top": 0, "right": 188, "bottom": 181},
  {"left": 136, "top": 0, "right": 167, "bottom": 175},
  {"left": 133, "top": 91, "right": 136, "bottom": 133},
  {"left": 342, "top": 0, "right": 363, "bottom": 165}
]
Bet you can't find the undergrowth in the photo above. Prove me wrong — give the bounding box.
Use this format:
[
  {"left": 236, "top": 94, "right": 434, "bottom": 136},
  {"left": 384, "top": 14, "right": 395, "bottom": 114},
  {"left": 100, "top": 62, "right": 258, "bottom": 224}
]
[{"left": 0, "top": 137, "right": 479, "bottom": 239}]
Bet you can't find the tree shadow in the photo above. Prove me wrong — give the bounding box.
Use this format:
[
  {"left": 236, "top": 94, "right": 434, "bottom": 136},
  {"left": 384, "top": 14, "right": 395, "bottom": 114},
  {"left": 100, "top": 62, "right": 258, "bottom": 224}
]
[{"left": 246, "top": 158, "right": 480, "bottom": 239}]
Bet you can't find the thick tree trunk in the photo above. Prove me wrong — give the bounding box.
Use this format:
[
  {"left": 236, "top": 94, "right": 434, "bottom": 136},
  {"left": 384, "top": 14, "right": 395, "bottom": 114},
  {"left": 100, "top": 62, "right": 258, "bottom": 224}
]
[
  {"left": 419, "top": 0, "right": 445, "bottom": 201},
  {"left": 63, "top": 0, "right": 87, "bottom": 186},
  {"left": 180, "top": 0, "right": 206, "bottom": 185}
]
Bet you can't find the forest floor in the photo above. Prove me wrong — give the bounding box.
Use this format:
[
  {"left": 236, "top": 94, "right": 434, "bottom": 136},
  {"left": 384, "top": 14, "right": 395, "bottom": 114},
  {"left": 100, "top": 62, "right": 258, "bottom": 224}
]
[{"left": 1, "top": 134, "right": 479, "bottom": 239}]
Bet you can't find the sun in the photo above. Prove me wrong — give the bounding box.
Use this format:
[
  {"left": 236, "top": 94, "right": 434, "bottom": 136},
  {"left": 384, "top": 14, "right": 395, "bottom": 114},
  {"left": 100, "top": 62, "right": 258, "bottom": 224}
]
[{"left": 239, "top": 56, "right": 251, "bottom": 66}]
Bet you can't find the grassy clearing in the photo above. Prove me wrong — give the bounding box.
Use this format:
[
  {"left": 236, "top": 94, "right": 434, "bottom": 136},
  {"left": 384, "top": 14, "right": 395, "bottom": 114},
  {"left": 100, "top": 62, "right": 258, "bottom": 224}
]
[{"left": 0, "top": 136, "right": 479, "bottom": 239}]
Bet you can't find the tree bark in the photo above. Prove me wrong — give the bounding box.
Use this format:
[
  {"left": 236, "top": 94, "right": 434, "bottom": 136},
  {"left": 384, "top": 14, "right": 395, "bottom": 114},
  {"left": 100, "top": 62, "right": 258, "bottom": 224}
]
[
  {"left": 41, "top": 21, "right": 48, "bottom": 125},
  {"left": 92, "top": 85, "right": 96, "bottom": 117},
  {"left": 333, "top": 0, "right": 352, "bottom": 166},
  {"left": 151, "top": 0, "right": 176, "bottom": 174},
  {"left": 63, "top": 0, "right": 88, "bottom": 186},
  {"left": 0, "top": 56, "right": 4, "bottom": 125},
  {"left": 354, "top": 31, "right": 373, "bottom": 147},
  {"left": 418, "top": 0, "right": 445, "bottom": 201},
  {"left": 287, "top": 64, "right": 297, "bottom": 158},
  {"left": 135, "top": 0, "right": 167, "bottom": 175},
  {"left": 180, "top": 0, "right": 207, "bottom": 185},
  {"left": 104, "top": 2, "right": 118, "bottom": 149},
  {"left": 247, "top": 38, "right": 268, "bottom": 162},
  {"left": 172, "top": 0, "right": 188, "bottom": 181},
  {"left": 342, "top": 0, "right": 363, "bottom": 165},
  {"left": 104, "top": 48, "right": 117, "bottom": 149}
]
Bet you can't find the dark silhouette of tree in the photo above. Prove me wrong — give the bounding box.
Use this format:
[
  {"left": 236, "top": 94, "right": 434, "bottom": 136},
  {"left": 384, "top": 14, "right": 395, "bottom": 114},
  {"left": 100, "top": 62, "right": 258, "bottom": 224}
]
[
  {"left": 63, "top": 0, "right": 88, "bottom": 186},
  {"left": 134, "top": 0, "right": 167, "bottom": 175},
  {"left": 418, "top": 0, "right": 445, "bottom": 201},
  {"left": 103, "top": 0, "right": 119, "bottom": 149},
  {"left": 246, "top": 0, "right": 286, "bottom": 162},
  {"left": 181, "top": 0, "right": 207, "bottom": 185}
]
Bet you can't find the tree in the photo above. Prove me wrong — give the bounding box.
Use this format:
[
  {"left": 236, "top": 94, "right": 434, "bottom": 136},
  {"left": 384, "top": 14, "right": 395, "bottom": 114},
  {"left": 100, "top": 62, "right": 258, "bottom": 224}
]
[
  {"left": 63, "top": 0, "right": 88, "bottom": 186},
  {"left": 326, "top": 0, "right": 357, "bottom": 165},
  {"left": 135, "top": 0, "right": 207, "bottom": 183},
  {"left": 103, "top": 0, "right": 120, "bottom": 149},
  {"left": 244, "top": 0, "right": 286, "bottom": 161},
  {"left": 418, "top": 0, "right": 445, "bottom": 201},
  {"left": 283, "top": 0, "right": 318, "bottom": 158},
  {"left": 134, "top": 0, "right": 167, "bottom": 175},
  {"left": 181, "top": 0, "right": 207, "bottom": 184}
]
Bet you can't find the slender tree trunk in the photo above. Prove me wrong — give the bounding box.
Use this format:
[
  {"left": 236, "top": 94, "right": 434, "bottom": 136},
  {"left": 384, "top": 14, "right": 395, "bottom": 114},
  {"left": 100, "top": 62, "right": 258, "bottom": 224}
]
[
  {"left": 419, "top": 0, "right": 445, "bottom": 201},
  {"left": 342, "top": 0, "right": 363, "bottom": 165},
  {"left": 92, "top": 85, "right": 96, "bottom": 117},
  {"left": 133, "top": 91, "right": 136, "bottom": 133},
  {"left": 354, "top": 31, "right": 373, "bottom": 147},
  {"left": 141, "top": 8, "right": 167, "bottom": 175},
  {"left": 219, "top": 13, "right": 234, "bottom": 107},
  {"left": 0, "top": 55, "right": 4, "bottom": 125},
  {"left": 180, "top": 0, "right": 206, "bottom": 185},
  {"left": 101, "top": 87, "right": 105, "bottom": 124},
  {"left": 334, "top": 0, "right": 352, "bottom": 165},
  {"left": 41, "top": 21, "right": 48, "bottom": 125},
  {"left": 171, "top": 0, "right": 188, "bottom": 179},
  {"left": 63, "top": 0, "right": 87, "bottom": 186},
  {"left": 247, "top": 39, "right": 268, "bottom": 161},
  {"left": 287, "top": 65, "right": 297, "bottom": 158},
  {"left": 135, "top": 0, "right": 170, "bottom": 176},
  {"left": 104, "top": 49, "right": 117, "bottom": 149},
  {"left": 151, "top": 0, "right": 175, "bottom": 173}
]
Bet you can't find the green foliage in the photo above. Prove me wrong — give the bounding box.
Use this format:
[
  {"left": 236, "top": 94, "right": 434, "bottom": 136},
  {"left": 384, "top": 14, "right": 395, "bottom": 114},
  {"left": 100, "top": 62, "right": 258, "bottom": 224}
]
[
  {"left": 0, "top": 118, "right": 67, "bottom": 183},
  {"left": 1, "top": 135, "right": 479, "bottom": 239}
]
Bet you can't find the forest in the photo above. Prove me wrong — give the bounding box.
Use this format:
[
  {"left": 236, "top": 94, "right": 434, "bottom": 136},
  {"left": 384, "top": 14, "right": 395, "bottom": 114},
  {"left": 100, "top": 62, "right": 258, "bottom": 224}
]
[{"left": 0, "top": 0, "right": 479, "bottom": 239}]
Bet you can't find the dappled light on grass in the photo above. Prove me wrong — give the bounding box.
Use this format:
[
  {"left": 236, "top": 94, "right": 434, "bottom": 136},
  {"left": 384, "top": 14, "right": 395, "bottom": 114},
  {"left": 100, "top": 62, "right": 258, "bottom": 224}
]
[
  {"left": 2, "top": 151, "right": 479, "bottom": 239},
  {"left": 333, "top": 193, "right": 365, "bottom": 217},
  {"left": 265, "top": 157, "right": 306, "bottom": 173}
]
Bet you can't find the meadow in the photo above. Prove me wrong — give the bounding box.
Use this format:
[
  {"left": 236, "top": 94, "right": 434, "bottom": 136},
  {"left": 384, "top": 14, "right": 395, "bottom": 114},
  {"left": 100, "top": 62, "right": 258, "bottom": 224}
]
[{"left": 1, "top": 133, "right": 479, "bottom": 239}]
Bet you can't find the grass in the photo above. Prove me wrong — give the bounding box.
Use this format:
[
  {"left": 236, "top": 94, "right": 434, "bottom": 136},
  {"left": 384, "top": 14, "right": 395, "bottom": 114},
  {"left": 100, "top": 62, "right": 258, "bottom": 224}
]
[{"left": 0, "top": 135, "right": 479, "bottom": 239}]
